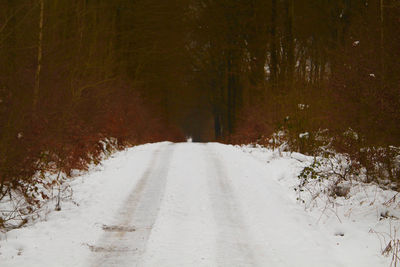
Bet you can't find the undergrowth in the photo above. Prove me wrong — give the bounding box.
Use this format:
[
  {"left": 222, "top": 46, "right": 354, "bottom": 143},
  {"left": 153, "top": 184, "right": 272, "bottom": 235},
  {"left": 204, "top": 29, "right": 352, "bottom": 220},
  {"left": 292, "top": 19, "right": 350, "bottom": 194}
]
[{"left": 0, "top": 138, "right": 120, "bottom": 231}]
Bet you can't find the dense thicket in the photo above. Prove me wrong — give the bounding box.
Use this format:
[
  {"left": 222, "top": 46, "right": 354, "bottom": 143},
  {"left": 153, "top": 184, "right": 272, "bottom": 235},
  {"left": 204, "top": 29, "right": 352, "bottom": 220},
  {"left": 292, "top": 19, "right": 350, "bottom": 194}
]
[{"left": 1, "top": 0, "right": 399, "bottom": 206}]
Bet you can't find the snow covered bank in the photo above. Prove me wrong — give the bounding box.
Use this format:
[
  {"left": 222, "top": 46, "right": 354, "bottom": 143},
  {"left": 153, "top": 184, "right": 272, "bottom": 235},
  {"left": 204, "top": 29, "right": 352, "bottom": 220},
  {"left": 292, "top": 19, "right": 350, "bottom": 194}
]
[
  {"left": 238, "top": 144, "right": 400, "bottom": 266},
  {"left": 0, "top": 142, "right": 167, "bottom": 266}
]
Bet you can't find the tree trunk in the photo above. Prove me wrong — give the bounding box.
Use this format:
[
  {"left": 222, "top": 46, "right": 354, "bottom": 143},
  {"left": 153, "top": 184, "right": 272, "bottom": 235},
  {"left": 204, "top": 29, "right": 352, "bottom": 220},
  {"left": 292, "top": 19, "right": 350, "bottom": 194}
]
[
  {"left": 270, "top": 0, "right": 278, "bottom": 90},
  {"left": 214, "top": 110, "right": 222, "bottom": 140},
  {"left": 285, "top": 0, "right": 294, "bottom": 90},
  {"left": 33, "top": 0, "right": 44, "bottom": 112},
  {"left": 379, "top": 0, "right": 385, "bottom": 91}
]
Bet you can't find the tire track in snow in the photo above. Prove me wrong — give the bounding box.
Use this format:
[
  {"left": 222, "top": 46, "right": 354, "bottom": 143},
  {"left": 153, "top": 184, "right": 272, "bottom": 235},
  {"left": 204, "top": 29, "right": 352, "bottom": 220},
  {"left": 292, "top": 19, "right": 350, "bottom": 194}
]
[
  {"left": 90, "top": 144, "right": 174, "bottom": 267},
  {"left": 205, "top": 145, "right": 258, "bottom": 267}
]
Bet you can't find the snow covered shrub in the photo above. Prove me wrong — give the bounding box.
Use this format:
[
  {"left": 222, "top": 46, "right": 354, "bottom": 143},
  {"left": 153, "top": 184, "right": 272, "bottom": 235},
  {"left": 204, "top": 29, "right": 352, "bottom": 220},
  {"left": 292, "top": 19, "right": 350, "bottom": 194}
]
[
  {"left": 297, "top": 158, "right": 327, "bottom": 184},
  {"left": 280, "top": 107, "right": 331, "bottom": 155},
  {"left": 295, "top": 153, "right": 361, "bottom": 204},
  {"left": 0, "top": 174, "right": 53, "bottom": 230},
  {"left": 268, "top": 130, "right": 290, "bottom": 152},
  {"left": 331, "top": 129, "right": 400, "bottom": 187},
  {"left": 358, "top": 146, "right": 400, "bottom": 187}
]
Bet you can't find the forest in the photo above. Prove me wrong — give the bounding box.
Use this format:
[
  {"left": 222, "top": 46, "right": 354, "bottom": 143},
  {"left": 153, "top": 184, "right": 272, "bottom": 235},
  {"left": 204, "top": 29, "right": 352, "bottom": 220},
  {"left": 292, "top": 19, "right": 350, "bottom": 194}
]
[{"left": 0, "top": 0, "right": 399, "bottom": 226}]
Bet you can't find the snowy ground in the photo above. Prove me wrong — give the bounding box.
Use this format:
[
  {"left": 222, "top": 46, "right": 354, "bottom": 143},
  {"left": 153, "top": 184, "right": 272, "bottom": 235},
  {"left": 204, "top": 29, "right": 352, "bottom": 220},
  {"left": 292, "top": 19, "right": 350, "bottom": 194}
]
[{"left": 0, "top": 142, "right": 397, "bottom": 266}]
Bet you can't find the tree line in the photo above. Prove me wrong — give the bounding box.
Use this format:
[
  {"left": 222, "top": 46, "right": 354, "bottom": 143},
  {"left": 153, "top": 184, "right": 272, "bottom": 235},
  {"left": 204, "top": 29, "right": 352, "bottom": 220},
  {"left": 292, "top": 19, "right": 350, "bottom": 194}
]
[
  {"left": 0, "top": 0, "right": 187, "bottom": 207},
  {"left": 190, "top": 0, "right": 399, "bottom": 146}
]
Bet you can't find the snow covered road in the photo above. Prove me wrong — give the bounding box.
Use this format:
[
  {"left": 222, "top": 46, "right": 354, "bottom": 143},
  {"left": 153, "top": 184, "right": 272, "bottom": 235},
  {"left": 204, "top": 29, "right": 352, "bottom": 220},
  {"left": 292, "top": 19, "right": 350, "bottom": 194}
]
[
  {"left": 0, "top": 142, "right": 389, "bottom": 266},
  {"left": 90, "top": 144, "right": 174, "bottom": 266}
]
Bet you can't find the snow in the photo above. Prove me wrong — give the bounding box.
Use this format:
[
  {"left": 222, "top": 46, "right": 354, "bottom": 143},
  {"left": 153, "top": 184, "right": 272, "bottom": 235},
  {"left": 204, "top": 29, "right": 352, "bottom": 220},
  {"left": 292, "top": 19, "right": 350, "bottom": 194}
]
[
  {"left": 299, "top": 132, "right": 310, "bottom": 139},
  {"left": 239, "top": 144, "right": 399, "bottom": 266},
  {"left": 0, "top": 142, "right": 397, "bottom": 266}
]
